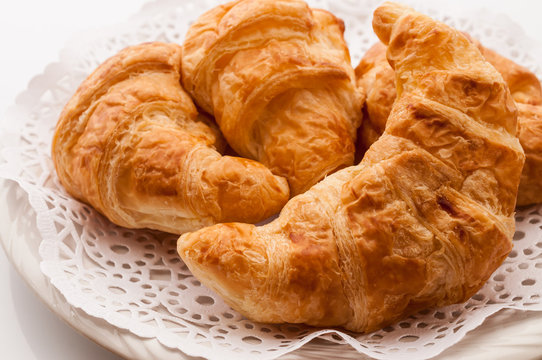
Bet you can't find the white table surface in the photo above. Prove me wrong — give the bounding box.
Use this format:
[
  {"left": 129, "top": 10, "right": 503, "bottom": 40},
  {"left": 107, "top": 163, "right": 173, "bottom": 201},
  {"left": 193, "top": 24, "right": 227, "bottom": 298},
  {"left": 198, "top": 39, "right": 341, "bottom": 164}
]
[{"left": 1, "top": 1, "right": 542, "bottom": 359}]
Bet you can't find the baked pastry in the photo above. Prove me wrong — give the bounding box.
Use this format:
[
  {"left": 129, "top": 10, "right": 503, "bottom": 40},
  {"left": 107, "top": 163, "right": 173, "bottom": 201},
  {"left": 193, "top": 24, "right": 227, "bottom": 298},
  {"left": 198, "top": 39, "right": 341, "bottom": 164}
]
[
  {"left": 356, "top": 38, "right": 542, "bottom": 205},
  {"left": 178, "top": 2, "right": 524, "bottom": 332},
  {"left": 52, "top": 42, "right": 289, "bottom": 234},
  {"left": 478, "top": 43, "right": 542, "bottom": 206},
  {"left": 516, "top": 103, "right": 542, "bottom": 205},
  {"left": 181, "top": 0, "right": 363, "bottom": 195},
  {"left": 355, "top": 42, "right": 396, "bottom": 155}
]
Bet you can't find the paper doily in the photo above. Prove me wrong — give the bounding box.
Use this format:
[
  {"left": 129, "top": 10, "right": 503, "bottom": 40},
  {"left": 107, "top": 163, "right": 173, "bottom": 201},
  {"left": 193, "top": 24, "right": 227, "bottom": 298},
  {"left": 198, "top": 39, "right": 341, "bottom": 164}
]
[{"left": 1, "top": 0, "right": 542, "bottom": 359}]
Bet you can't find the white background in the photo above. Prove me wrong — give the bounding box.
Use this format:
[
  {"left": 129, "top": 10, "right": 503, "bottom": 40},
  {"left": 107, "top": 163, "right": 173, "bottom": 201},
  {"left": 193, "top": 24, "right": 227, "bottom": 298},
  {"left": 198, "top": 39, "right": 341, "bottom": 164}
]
[{"left": 1, "top": 0, "right": 542, "bottom": 359}]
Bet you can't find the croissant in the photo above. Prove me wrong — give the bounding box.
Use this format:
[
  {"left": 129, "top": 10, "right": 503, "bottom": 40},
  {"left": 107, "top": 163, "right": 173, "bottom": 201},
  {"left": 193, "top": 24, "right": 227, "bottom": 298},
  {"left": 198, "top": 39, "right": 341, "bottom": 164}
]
[
  {"left": 356, "top": 38, "right": 542, "bottom": 205},
  {"left": 181, "top": 0, "right": 363, "bottom": 195},
  {"left": 178, "top": 2, "right": 525, "bottom": 332},
  {"left": 52, "top": 42, "right": 289, "bottom": 234}
]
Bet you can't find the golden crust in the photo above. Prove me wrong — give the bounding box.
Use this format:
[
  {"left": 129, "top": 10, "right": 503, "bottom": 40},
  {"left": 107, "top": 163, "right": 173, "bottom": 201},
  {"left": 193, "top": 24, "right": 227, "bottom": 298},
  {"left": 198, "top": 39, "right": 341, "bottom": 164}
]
[
  {"left": 181, "top": 0, "right": 363, "bottom": 195},
  {"left": 355, "top": 36, "right": 542, "bottom": 205},
  {"left": 52, "top": 42, "right": 289, "bottom": 234},
  {"left": 178, "top": 2, "right": 524, "bottom": 332},
  {"left": 355, "top": 42, "right": 396, "bottom": 155},
  {"left": 476, "top": 42, "right": 542, "bottom": 105},
  {"left": 517, "top": 103, "right": 542, "bottom": 205}
]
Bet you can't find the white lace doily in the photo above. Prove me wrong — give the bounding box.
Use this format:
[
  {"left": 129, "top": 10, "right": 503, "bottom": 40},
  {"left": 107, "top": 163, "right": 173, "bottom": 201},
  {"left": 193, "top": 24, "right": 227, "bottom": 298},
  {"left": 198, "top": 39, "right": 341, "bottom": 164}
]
[{"left": 1, "top": 0, "right": 542, "bottom": 359}]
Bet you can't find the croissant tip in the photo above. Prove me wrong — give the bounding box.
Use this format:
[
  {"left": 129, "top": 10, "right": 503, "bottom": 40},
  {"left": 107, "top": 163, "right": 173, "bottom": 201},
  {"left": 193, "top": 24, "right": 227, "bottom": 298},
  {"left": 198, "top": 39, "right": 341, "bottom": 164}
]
[{"left": 372, "top": 2, "right": 412, "bottom": 45}]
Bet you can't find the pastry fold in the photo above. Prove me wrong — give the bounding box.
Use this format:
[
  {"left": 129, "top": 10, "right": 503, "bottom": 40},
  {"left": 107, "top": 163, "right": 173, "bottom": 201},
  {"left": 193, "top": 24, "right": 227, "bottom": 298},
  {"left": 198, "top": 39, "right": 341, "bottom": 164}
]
[
  {"left": 181, "top": 0, "right": 363, "bottom": 195},
  {"left": 52, "top": 42, "right": 289, "bottom": 234},
  {"left": 356, "top": 36, "right": 542, "bottom": 205},
  {"left": 178, "top": 3, "right": 524, "bottom": 332}
]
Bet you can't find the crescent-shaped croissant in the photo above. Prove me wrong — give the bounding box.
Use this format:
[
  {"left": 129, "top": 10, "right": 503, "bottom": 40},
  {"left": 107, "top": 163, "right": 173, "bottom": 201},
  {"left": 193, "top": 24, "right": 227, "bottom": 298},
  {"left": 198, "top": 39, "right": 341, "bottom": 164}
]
[
  {"left": 178, "top": 3, "right": 524, "bottom": 332},
  {"left": 356, "top": 37, "right": 542, "bottom": 206},
  {"left": 181, "top": 0, "right": 363, "bottom": 195},
  {"left": 52, "top": 42, "right": 289, "bottom": 234}
]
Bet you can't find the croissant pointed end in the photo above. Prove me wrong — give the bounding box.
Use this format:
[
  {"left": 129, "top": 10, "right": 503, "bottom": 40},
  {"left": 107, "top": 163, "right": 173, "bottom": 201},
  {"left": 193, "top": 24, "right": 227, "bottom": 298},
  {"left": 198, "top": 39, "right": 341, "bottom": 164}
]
[
  {"left": 177, "top": 223, "right": 267, "bottom": 312},
  {"left": 372, "top": 2, "right": 412, "bottom": 45},
  {"left": 178, "top": 223, "right": 261, "bottom": 274},
  {"left": 205, "top": 156, "right": 290, "bottom": 224}
]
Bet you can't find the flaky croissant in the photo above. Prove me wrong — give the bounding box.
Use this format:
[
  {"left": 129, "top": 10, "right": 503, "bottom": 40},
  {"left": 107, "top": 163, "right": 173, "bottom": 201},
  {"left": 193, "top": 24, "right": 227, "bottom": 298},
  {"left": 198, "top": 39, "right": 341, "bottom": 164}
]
[
  {"left": 178, "top": 2, "right": 524, "bottom": 332},
  {"left": 52, "top": 42, "right": 289, "bottom": 234},
  {"left": 356, "top": 38, "right": 542, "bottom": 206},
  {"left": 181, "top": 0, "right": 363, "bottom": 195}
]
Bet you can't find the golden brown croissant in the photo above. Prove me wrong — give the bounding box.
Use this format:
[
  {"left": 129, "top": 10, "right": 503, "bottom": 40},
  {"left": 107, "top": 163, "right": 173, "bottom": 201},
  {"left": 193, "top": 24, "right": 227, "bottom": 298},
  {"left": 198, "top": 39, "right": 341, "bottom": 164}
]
[
  {"left": 181, "top": 0, "right": 363, "bottom": 195},
  {"left": 178, "top": 2, "right": 524, "bottom": 332},
  {"left": 52, "top": 42, "right": 289, "bottom": 234},
  {"left": 356, "top": 38, "right": 542, "bottom": 205}
]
